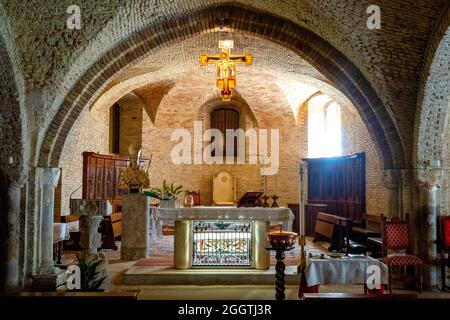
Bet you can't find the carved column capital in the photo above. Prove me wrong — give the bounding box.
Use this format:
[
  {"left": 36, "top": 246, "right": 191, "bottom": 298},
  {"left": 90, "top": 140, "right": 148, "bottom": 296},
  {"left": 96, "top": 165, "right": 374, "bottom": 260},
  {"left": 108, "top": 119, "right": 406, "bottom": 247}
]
[
  {"left": 38, "top": 167, "right": 60, "bottom": 188},
  {"left": 416, "top": 168, "right": 443, "bottom": 189},
  {"left": 382, "top": 169, "right": 402, "bottom": 189},
  {"left": 0, "top": 166, "right": 27, "bottom": 189},
  {"left": 10, "top": 174, "right": 27, "bottom": 189}
]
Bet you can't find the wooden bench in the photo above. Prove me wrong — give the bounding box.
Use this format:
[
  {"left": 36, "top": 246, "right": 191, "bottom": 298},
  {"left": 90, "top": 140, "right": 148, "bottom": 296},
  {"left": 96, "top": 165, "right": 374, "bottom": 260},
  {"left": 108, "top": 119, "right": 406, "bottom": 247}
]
[
  {"left": 313, "top": 212, "right": 352, "bottom": 252},
  {"left": 352, "top": 213, "right": 385, "bottom": 257}
]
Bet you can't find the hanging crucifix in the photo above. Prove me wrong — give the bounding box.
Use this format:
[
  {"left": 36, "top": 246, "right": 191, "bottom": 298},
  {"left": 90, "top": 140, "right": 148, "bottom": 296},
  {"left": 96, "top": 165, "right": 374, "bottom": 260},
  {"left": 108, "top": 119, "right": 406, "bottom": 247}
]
[{"left": 200, "top": 40, "right": 252, "bottom": 101}]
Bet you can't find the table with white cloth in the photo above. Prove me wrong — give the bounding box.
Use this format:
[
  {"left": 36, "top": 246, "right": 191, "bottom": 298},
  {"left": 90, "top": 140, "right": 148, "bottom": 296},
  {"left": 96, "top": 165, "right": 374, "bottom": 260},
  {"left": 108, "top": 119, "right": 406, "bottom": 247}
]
[
  {"left": 53, "top": 223, "right": 70, "bottom": 265},
  {"left": 299, "top": 254, "right": 388, "bottom": 297}
]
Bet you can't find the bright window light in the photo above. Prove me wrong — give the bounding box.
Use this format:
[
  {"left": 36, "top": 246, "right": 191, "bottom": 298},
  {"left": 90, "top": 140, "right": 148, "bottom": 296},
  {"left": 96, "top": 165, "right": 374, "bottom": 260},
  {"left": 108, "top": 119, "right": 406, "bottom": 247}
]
[{"left": 308, "top": 95, "right": 342, "bottom": 158}]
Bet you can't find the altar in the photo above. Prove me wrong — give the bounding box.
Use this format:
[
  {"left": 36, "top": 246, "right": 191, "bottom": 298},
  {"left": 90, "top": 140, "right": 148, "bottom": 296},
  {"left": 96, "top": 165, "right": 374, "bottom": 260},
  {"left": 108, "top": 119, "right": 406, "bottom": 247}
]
[{"left": 153, "top": 206, "right": 294, "bottom": 270}]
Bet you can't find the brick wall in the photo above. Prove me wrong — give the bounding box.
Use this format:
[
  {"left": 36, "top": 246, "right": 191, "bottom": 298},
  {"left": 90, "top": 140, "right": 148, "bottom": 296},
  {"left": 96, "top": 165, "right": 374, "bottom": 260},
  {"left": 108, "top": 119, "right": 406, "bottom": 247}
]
[
  {"left": 340, "top": 105, "right": 387, "bottom": 214},
  {"left": 57, "top": 108, "right": 109, "bottom": 216},
  {"left": 57, "top": 86, "right": 387, "bottom": 216}
]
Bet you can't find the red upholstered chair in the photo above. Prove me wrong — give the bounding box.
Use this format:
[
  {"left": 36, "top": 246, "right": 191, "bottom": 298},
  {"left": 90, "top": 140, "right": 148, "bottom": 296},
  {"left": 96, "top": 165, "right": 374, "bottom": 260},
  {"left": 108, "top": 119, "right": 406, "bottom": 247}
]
[
  {"left": 381, "top": 214, "right": 423, "bottom": 294},
  {"left": 439, "top": 216, "right": 450, "bottom": 291}
]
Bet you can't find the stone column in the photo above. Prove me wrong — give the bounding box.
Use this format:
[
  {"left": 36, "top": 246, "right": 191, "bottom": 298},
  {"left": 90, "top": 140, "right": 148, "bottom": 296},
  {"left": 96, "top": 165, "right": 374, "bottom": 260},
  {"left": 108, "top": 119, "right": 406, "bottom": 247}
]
[
  {"left": 0, "top": 169, "right": 25, "bottom": 291},
  {"left": 382, "top": 169, "right": 402, "bottom": 217},
  {"left": 121, "top": 193, "right": 150, "bottom": 260},
  {"left": 174, "top": 220, "right": 193, "bottom": 270},
  {"left": 38, "top": 168, "right": 60, "bottom": 274},
  {"left": 71, "top": 199, "right": 112, "bottom": 290},
  {"left": 32, "top": 168, "right": 60, "bottom": 290},
  {"left": 79, "top": 215, "right": 104, "bottom": 259},
  {"left": 416, "top": 168, "right": 442, "bottom": 289},
  {"left": 253, "top": 221, "right": 270, "bottom": 270}
]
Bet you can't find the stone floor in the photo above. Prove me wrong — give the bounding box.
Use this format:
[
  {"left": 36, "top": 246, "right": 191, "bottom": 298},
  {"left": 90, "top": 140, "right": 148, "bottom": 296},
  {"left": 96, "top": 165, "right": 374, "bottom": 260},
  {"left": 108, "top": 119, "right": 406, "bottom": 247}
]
[{"left": 60, "top": 236, "right": 450, "bottom": 300}]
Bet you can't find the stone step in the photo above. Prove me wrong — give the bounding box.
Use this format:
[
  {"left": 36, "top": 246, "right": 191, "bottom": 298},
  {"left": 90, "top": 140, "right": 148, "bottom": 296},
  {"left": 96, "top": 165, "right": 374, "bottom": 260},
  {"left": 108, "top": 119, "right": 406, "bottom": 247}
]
[
  {"left": 123, "top": 265, "right": 300, "bottom": 285},
  {"left": 56, "top": 267, "right": 67, "bottom": 288}
]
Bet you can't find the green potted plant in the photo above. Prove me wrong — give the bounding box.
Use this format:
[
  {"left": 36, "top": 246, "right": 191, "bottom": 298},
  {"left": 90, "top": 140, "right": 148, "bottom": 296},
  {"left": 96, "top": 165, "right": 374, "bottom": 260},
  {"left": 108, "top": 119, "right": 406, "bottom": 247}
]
[
  {"left": 68, "top": 257, "right": 106, "bottom": 292},
  {"left": 144, "top": 179, "right": 183, "bottom": 208}
]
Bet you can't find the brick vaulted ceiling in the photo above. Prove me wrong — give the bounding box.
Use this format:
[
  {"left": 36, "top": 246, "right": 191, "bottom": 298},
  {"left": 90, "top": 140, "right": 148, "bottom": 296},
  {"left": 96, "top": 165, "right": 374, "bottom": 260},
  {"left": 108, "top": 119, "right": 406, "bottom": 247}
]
[
  {"left": 0, "top": 1, "right": 447, "bottom": 169},
  {"left": 89, "top": 32, "right": 341, "bottom": 127}
]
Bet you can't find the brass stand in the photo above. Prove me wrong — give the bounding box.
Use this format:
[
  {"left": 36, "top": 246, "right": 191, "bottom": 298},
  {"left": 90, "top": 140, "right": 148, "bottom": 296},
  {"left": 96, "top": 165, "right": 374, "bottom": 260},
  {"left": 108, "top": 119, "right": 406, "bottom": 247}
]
[
  {"left": 270, "top": 195, "right": 279, "bottom": 208},
  {"left": 297, "top": 235, "right": 306, "bottom": 271},
  {"left": 262, "top": 195, "right": 270, "bottom": 207},
  {"left": 266, "top": 245, "right": 294, "bottom": 300},
  {"left": 297, "top": 235, "right": 307, "bottom": 299}
]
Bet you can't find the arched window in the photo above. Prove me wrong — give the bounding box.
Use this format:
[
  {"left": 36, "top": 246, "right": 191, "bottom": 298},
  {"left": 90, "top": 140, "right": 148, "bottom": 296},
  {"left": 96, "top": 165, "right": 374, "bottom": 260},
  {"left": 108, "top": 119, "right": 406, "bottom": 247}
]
[
  {"left": 211, "top": 108, "right": 240, "bottom": 157},
  {"left": 110, "top": 103, "right": 121, "bottom": 154},
  {"left": 308, "top": 95, "right": 342, "bottom": 158}
]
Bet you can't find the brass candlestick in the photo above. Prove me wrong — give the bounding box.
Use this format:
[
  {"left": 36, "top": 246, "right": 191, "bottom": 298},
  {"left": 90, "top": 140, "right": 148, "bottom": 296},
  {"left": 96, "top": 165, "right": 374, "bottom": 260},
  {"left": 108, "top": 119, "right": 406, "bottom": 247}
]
[
  {"left": 266, "top": 231, "right": 297, "bottom": 300},
  {"left": 271, "top": 195, "right": 279, "bottom": 207},
  {"left": 262, "top": 195, "right": 270, "bottom": 207}
]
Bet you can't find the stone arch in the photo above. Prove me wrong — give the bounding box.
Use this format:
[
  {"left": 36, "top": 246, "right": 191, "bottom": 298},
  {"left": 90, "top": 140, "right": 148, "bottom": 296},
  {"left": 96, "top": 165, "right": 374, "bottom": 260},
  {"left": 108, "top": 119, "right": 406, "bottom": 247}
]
[
  {"left": 196, "top": 93, "right": 259, "bottom": 131},
  {"left": 415, "top": 7, "right": 450, "bottom": 167},
  {"left": 0, "top": 27, "right": 25, "bottom": 180},
  {"left": 39, "top": 4, "right": 404, "bottom": 170},
  {"left": 295, "top": 91, "right": 322, "bottom": 127},
  {"left": 0, "top": 22, "right": 26, "bottom": 290}
]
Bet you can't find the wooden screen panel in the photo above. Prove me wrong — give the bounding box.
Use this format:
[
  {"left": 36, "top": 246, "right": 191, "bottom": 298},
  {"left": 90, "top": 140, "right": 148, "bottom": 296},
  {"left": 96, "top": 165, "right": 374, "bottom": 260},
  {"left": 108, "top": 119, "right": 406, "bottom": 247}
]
[
  {"left": 104, "top": 159, "right": 115, "bottom": 200},
  {"left": 95, "top": 158, "right": 105, "bottom": 199},
  {"left": 305, "top": 153, "right": 366, "bottom": 221},
  {"left": 83, "top": 152, "right": 129, "bottom": 202}
]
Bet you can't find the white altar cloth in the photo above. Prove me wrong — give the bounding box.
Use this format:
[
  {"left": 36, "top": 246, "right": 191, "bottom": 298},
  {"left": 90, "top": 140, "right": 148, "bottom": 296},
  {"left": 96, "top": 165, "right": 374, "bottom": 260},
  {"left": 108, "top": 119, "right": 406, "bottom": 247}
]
[
  {"left": 53, "top": 223, "right": 70, "bottom": 244},
  {"left": 305, "top": 255, "right": 388, "bottom": 287},
  {"left": 154, "top": 206, "right": 294, "bottom": 222},
  {"left": 153, "top": 206, "right": 294, "bottom": 230}
]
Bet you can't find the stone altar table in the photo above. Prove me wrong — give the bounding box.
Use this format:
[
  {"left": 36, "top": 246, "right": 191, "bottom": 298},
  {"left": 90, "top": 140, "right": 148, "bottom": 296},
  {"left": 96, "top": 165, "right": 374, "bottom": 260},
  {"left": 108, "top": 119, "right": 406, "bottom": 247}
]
[{"left": 153, "top": 206, "right": 294, "bottom": 270}]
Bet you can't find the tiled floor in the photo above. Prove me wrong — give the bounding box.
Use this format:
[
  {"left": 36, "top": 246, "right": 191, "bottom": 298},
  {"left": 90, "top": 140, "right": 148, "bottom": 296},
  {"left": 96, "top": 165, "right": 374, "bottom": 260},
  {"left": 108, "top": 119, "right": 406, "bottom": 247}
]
[{"left": 60, "top": 236, "right": 450, "bottom": 300}]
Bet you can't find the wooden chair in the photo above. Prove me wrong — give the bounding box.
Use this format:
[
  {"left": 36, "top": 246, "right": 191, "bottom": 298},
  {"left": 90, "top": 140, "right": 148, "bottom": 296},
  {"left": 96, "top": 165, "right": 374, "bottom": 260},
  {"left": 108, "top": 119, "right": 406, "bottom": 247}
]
[
  {"left": 438, "top": 216, "right": 450, "bottom": 291},
  {"left": 381, "top": 214, "right": 423, "bottom": 294}
]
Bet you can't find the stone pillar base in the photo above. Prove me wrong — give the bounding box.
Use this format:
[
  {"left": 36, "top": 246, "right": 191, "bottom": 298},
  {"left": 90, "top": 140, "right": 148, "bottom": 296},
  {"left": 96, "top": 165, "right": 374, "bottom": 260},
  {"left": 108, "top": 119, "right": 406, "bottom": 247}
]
[
  {"left": 121, "top": 193, "right": 150, "bottom": 261},
  {"left": 121, "top": 247, "right": 149, "bottom": 261},
  {"left": 31, "top": 274, "right": 57, "bottom": 291}
]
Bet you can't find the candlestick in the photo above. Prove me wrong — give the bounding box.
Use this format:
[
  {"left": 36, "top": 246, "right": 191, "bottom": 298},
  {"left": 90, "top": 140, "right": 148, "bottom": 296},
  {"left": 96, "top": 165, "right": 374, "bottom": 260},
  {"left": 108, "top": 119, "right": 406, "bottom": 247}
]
[
  {"left": 297, "top": 163, "right": 307, "bottom": 278},
  {"left": 299, "top": 163, "right": 305, "bottom": 236},
  {"left": 263, "top": 175, "right": 267, "bottom": 195}
]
